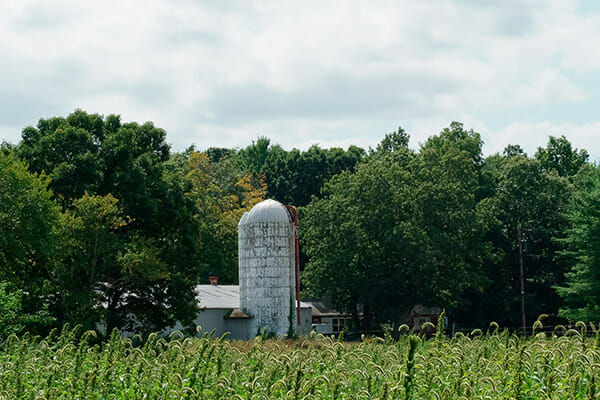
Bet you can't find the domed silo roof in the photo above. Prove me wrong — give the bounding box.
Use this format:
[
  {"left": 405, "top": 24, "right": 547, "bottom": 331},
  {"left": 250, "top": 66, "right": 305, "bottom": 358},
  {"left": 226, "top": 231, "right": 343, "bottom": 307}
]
[
  {"left": 238, "top": 211, "right": 249, "bottom": 226},
  {"left": 246, "top": 199, "right": 291, "bottom": 223}
]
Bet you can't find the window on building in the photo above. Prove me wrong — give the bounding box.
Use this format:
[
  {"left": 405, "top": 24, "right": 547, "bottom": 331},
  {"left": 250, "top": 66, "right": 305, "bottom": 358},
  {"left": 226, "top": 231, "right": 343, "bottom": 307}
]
[{"left": 332, "top": 318, "right": 348, "bottom": 333}]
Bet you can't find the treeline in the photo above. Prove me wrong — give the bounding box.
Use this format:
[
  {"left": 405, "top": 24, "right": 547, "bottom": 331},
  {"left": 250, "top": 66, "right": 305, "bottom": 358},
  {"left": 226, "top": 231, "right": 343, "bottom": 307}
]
[
  {"left": 0, "top": 110, "right": 364, "bottom": 338},
  {"left": 0, "top": 110, "right": 598, "bottom": 338},
  {"left": 302, "top": 124, "right": 592, "bottom": 330}
]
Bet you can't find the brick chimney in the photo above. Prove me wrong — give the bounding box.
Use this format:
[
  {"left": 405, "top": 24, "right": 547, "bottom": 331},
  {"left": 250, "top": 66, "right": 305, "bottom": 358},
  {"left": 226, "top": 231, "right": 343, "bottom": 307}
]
[{"left": 209, "top": 276, "right": 219, "bottom": 285}]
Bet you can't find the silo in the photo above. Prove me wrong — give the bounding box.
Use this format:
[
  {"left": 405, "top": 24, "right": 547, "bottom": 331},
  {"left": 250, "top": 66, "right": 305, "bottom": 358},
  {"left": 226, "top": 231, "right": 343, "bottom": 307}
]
[{"left": 238, "top": 199, "right": 296, "bottom": 337}]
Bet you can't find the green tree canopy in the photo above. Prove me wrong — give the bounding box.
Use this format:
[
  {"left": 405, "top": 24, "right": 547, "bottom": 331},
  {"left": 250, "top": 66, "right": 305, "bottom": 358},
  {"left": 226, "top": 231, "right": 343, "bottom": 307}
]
[
  {"left": 460, "top": 148, "right": 573, "bottom": 328},
  {"left": 555, "top": 167, "right": 600, "bottom": 321},
  {"left": 181, "top": 151, "right": 266, "bottom": 284},
  {"left": 373, "top": 127, "right": 410, "bottom": 154},
  {"left": 17, "top": 110, "right": 108, "bottom": 209},
  {"left": 52, "top": 193, "right": 128, "bottom": 331},
  {"left": 260, "top": 144, "right": 365, "bottom": 207},
  {"left": 0, "top": 152, "right": 58, "bottom": 290},
  {"left": 302, "top": 123, "right": 493, "bottom": 327},
  {"left": 15, "top": 110, "right": 201, "bottom": 335},
  {"left": 535, "top": 135, "right": 589, "bottom": 178},
  {"left": 0, "top": 153, "right": 59, "bottom": 335}
]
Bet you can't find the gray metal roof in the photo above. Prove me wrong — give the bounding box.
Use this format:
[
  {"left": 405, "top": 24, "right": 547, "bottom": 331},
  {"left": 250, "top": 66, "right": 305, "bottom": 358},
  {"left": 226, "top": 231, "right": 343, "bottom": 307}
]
[
  {"left": 245, "top": 199, "right": 291, "bottom": 223},
  {"left": 195, "top": 284, "right": 310, "bottom": 309},
  {"left": 195, "top": 285, "right": 241, "bottom": 309}
]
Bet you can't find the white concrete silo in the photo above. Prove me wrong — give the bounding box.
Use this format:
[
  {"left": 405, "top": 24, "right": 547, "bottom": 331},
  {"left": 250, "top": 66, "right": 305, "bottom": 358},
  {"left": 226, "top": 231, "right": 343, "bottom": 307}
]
[
  {"left": 237, "top": 211, "right": 249, "bottom": 308},
  {"left": 238, "top": 199, "right": 297, "bottom": 337}
]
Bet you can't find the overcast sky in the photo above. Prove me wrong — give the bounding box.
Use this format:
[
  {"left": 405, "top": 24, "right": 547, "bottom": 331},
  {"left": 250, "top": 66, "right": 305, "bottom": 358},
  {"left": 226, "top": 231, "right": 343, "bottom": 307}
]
[{"left": 2, "top": 0, "right": 599, "bottom": 159}]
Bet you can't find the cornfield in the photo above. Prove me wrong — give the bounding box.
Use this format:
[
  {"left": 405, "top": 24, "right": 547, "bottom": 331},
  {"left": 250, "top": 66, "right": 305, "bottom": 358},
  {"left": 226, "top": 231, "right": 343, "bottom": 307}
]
[{"left": 0, "top": 321, "right": 599, "bottom": 399}]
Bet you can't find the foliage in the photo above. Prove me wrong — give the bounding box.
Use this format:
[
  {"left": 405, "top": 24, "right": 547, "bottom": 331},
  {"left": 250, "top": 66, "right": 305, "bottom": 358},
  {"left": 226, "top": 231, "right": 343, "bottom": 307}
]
[
  {"left": 17, "top": 110, "right": 106, "bottom": 209},
  {"left": 5, "top": 108, "right": 599, "bottom": 335},
  {"left": 535, "top": 135, "right": 589, "bottom": 178},
  {"left": 182, "top": 151, "right": 266, "bottom": 283},
  {"left": 0, "top": 324, "right": 599, "bottom": 398},
  {"left": 263, "top": 144, "right": 365, "bottom": 207},
  {"left": 53, "top": 193, "right": 128, "bottom": 331},
  {"left": 0, "top": 152, "right": 59, "bottom": 329},
  {"left": 0, "top": 153, "right": 58, "bottom": 281},
  {"left": 556, "top": 167, "right": 600, "bottom": 321},
  {"left": 0, "top": 281, "right": 54, "bottom": 340},
  {"left": 462, "top": 151, "right": 573, "bottom": 327},
  {"left": 373, "top": 126, "right": 410, "bottom": 154},
  {"left": 236, "top": 136, "right": 273, "bottom": 175},
  {"left": 15, "top": 111, "right": 201, "bottom": 335},
  {"left": 302, "top": 123, "right": 494, "bottom": 327},
  {"left": 236, "top": 137, "right": 365, "bottom": 207}
]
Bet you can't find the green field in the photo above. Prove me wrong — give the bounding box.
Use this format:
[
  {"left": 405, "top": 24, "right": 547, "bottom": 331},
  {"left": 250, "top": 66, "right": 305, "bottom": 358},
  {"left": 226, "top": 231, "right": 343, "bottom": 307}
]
[{"left": 0, "top": 324, "right": 598, "bottom": 399}]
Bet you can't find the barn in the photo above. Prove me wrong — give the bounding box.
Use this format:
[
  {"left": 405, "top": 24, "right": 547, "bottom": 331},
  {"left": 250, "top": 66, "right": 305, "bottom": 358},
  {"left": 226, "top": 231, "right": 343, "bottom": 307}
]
[
  {"left": 187, "top": 281, "right": 312, "bottom": 340},
  {"left": 171, "top": 199, "right": 313, "bottom": 339}
]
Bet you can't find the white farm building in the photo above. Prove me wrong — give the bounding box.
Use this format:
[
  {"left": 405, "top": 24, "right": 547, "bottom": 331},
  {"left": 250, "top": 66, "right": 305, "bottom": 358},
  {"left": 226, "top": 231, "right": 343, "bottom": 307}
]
[
  {"left": 191, "top": 284, "right": 312, "bottom": 340},
  {"left": 181, "top": 199, "right": 313, "bottom": 339}
]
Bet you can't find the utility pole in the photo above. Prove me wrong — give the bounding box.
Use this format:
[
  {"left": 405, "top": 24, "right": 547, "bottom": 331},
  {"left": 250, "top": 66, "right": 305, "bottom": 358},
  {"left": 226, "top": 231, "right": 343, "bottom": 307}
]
[{"left": 518, "top": 226, "right": 526, "bottom": 335}]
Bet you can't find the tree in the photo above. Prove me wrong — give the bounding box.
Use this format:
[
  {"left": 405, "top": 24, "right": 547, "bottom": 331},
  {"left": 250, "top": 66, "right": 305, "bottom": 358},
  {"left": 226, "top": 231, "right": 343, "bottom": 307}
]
[
  {"left": 236, "top": 136, "right": 272, "bottom": 175},
  {"left": 503, "top": 144, "right": 526, "bottom": 158},
  {"left": 0, "top": 281, "right": 54, "bottom": 340},
  {"left": 232, "top": 137, "right": 366, "bottom": 207},
  {"left": 260, "top": 144, "right": 365, "bottom": 207},
  {"left": 52, "top": 193, "right": 129, "bottom": 331},
  {"left": 99, "top": 120, "right": 171, "bottom": 232},
  {"left": 0, "top": 153, "right": 59, "bottom": 335},
  {"left": 302, "top": 158, "right": 411, "bottom": 328},
  {"left": 97, "top": 119, "right": 202, "bottom": 334},
  {"left": 0, "top": 153, "right": 58, "bottom": 289},
  {"left": 460, "top": 151, "right": 573, "bottom": 328},
  {"left": 373, "top": 127, "right": 410, "bottom": 154},
  {"left": 535, "top": 135, "right": 589, "bottom": 178},
  {"left": 183, "top": 151, "right": 266, "bottom": 283},
  {"left": 555, "top": 167, "right": 600, "bottom": 321},
  {"left": 17, "top": 110, "right": 106, "bottom": 209},
  {"left": 302, "top": 123, "right": 493, "bottom": 327},
  {"left": 408, "top": 122, "right": 492, "bottom": 308},
  {"left": 16, "top": 110, "right": 202, "bottom": 334}
]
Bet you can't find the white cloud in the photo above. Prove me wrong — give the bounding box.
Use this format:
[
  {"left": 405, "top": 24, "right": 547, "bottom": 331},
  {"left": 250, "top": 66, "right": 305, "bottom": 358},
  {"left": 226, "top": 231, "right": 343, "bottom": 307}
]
[
  {"left": 188, "top": 117, "right": 380, "bottom": 153},
  {"left": 513, "top": 70, "right": 585, "bottom": 106},
  {"left": 0, "top": 0, "right": 599, "bottom": 155},
  {"left": 406, "top": 113, "right": 490, "bottom": 149},
  {"left": 487, "top": 121, "right": 600, "bottom": 161}
]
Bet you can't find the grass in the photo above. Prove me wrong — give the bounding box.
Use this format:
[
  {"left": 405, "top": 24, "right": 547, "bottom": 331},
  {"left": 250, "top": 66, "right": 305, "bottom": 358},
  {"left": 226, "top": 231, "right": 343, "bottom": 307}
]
[{"left": 0, "top": 322, "right": 599, "bottom": 399}]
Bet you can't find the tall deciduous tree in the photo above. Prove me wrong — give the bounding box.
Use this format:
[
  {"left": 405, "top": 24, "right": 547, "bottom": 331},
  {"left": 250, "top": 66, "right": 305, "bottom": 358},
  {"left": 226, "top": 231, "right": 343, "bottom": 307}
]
[
  {"left": 302, "top": 123, "right": 493, "bottom": 327},
  {"left": 535, "top": 135, "right": 589, "bottom": 178},
  {"left": 408, "top": 123, "right": 492, "bottom": 308},
  {"left": 555, "top": 167, "right": 600, "bottom": 321},
  {"left": 183, "top": 151, "right": 266, "bottom": 283},
  {"left": 302, "top": 155, "right": 412, "bottom": 327},
  {"left": 16, "top": 110, "right": 201, "bottom": 334},
  {"left": 0, "top": 153, "right": 58, "bottom": 290},
  {"left": 461, "top": 146, "right": 573, "bottom": 328},
  {"left": 17, "top": 110, "right": 106, "bottom": 209},
  {"left": 0, "top": 152, "right": 59, "bottom": 334},
  {"left": 53, "top": 193, "right": 128, "bottom": 331}
]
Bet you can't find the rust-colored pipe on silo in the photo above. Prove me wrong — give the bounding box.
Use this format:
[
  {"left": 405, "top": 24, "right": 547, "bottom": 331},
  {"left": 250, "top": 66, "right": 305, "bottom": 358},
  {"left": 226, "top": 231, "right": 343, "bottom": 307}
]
[{"left": 286, "top": 205, "right": 301, "bottom": 325}]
